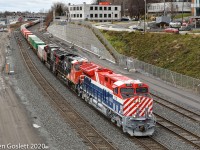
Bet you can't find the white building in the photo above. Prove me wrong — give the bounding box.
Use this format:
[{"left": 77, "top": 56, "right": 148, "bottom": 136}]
[
  {"left": 148, "top": 1, "right": 191, "bottom": 14},
  {"left": 67, "top": 2, "right": 121, "bottom": 22},
  {"left": 191, "top": 0, "right": 200, "bottom": 16}
]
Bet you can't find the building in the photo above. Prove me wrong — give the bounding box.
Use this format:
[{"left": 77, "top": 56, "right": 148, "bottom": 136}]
[
  {"left": 148, "top": 0, "right": 191, "bottom": 15},
  {"left": 67, "top": 2, "right": 121, "bottom": 22},
  {"left": 191, "top": 0, "right": 200, "bottom": 16}
]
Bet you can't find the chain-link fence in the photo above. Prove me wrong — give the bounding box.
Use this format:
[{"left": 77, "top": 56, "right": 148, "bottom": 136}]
[{"left": 78, "top": 21, "right": 200, "bottom": 95}]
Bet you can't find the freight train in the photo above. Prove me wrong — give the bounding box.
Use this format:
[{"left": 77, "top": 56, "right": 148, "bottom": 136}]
[{"left": 20, "top": 20, "right": 156, "bottom": 136}]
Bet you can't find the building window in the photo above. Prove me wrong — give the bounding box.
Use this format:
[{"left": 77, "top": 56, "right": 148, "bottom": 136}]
[
  {"left": 104, "top": 14, "right": 107, "bottom": 18},
  {"left": 99, "top": 14, "right": 102, "bottom": 18},
  {"left": 74, "top": 14, "right": 76, "bottom": 18},
  {"left": 70, "top": 7, "right": 72, "bottom": 11},
  {"left": 80, "top": 7, "right": 82, "bottom": 10},
  {"left": 104, "top": 7, "right": 107, "bottom": 10},
  {"left": 115, "top": 14, "right": 118, "bottom": 18},
  {"left": 77, "top": 14, "right": 79, "bottom": 17},
  {"left": 108, "top": 14, "right": 111, "bottom": 18},
  {"left": 74, "top": 7, "right": 76, "bottom": 10},
  {"left": 100, "top": 7, "right": 102, "bottom": 10},
  {"left": 115, "top": 7, "right": 118, "bottom": 10},
  {"left": 95, "top": 14, "right": 98, "bottom": 18},
  {"left": 108, "top": 7, "right": 111, "bottom": 10},
  {"left": 80, "top": 14, "right": 82, "bottom": 18},
  {"left": 77, "top": 7, "right": 79, "bottom": 10},
  {"left": 90, "top": 14, "right": 93, "bottom": 18},
  {"left": 95, "top": 7, "right": 98, "bottom": 10},
  {"left": 71, "top": 14, "right": 73, "bottom": 17},
  {"left": 90, "top": 6, "right": 93, "bottom": 10}
]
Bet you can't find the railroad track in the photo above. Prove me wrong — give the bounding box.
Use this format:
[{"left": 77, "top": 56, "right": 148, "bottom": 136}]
[
  {"left": 20, "top": 28, "right": 171, "bottom": 150},
  {"left": 152, "top": 94, "right": 200, "bottom": 123},
  {"left": 36, "top": 29, "right": 200, "bottom": 124},
  {"left": 155, "top": 114, "right": 200, "bottom": 149},
  {"left": 29, "top": 27, "right": 200, "bottom": 149},
  {"left": 14, "top": 31, "right": 117, "bottom": 150},
  {"left": 132, "top": 136, "right": 167, "bottom": 150}
]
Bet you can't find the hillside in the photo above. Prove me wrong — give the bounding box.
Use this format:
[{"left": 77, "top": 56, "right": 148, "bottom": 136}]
[{"left": 102, "top": 31, "right": 200, "bottom": 79}]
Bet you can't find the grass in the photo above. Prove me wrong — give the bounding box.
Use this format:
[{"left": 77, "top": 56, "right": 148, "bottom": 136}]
[
  {"left": 102, "top": 30, "right": 200, "bottom": 79},
  {"left": 173, "top": 13, "right": 191, "bottom": 19}
]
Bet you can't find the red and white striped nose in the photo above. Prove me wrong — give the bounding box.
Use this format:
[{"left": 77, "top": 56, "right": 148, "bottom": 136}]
[{"left": 123, "top": 96, "right": 153, "bottom": 117}]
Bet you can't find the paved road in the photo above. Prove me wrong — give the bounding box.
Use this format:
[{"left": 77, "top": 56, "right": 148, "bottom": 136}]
[{"left": 0, "top": 32, "right": 43, "bottom": 147}]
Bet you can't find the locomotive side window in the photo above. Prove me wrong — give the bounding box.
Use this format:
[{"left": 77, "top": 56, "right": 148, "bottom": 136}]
[
  {"left": 136, "top": 87, "right": 148, "bottom": 93},
  {"left": 113, "top": 87, "right": 118, "bottom": 94}
]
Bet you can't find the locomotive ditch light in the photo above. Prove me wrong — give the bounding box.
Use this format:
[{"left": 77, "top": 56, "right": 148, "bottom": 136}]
[{"left": 132, "top": 114, "right": 136, "bottom": 118}]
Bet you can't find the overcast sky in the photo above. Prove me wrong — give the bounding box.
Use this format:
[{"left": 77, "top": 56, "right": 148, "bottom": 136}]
[{"left": 0, "top": 0, "right": 93, "bottom": 13}]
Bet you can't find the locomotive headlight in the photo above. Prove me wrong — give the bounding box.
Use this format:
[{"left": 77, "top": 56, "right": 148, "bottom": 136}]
[{"left": 132, "top": 114, "right": 136, "bottom": 118}]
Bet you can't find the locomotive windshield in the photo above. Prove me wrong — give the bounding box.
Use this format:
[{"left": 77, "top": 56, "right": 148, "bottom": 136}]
[
  {"left": 136, "top": 87, "right": 148, "bottom": 93},
  {"left": 120, "top": 88, "right": 134, "bottom": 99},
  {"left": 135, "top": 87, "right": 149, "bottom": 97}
]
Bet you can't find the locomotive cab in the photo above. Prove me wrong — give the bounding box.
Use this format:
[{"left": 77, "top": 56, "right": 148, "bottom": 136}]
[{"left": 112, "top": 80, "right": 150, "bottom": 100}]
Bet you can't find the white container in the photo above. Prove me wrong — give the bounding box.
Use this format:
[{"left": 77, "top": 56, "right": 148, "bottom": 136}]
[{"left": 37, "top": 45, "right": 46, "bottom": 61}]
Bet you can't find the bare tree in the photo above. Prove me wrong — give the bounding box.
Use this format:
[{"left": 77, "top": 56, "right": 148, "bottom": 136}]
[
  {"left": 45, "top": 10, "right": 53, "bottom": 28},
  {"left": 51, "top": 2, "right": 67, "bottom": 16}
]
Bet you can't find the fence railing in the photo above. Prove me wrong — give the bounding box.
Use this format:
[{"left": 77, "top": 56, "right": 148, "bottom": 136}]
[{"left": 74, "top": 21, "right": 200, "bottom": 95}]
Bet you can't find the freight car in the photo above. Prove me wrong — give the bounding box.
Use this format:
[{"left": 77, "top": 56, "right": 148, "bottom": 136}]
[{"left": 20, "top": 21, "right": 156, "bottom": 136}]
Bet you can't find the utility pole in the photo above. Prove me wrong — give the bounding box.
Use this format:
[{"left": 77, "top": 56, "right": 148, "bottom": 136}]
[
  {"left": 53, "top": 9, "right": 55, "bottom": 23},
  {"left": 144, "top": 0, "right": 146, "bottom": 33},
  {"left": 181, "top": 0, "right": 184, "bottom": 24}
]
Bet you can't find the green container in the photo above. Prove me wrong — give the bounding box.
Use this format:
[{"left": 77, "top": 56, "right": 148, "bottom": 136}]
[
  {"left": 30, "top": 36, "right": 40, "bottom": 48},
  {"left": 33, "top": 40, "right": 45, "bottom": 50},
  {"left": 28, "top": 35, "right": 37, "bottom": 42}
]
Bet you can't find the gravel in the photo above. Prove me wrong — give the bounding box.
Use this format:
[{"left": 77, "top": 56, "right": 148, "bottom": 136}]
[
  {"left": 153, "top": 127, "right": 197, "bottom": 150},
  {"left": 25, "top": 30, "right": 144, "bottom": 150},
  {"left": 8, "top": 22, "right": 200, "bottom": 150},
  {"left": 154, "top": 102, "right": 200, "bottom": 137},
  {"left": 28, "top": 26, "right": 200, "bottom": 150},
  {"left": 9, "top": 32, "right": 88, "bottom": 150}
]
